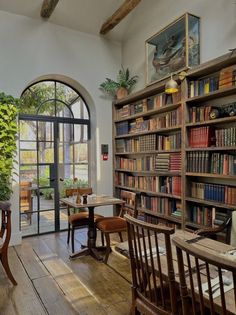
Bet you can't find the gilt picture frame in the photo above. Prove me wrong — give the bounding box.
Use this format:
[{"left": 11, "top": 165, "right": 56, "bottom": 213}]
[{"left": 146, "top": 13, "right": 200, "bottom": 86}]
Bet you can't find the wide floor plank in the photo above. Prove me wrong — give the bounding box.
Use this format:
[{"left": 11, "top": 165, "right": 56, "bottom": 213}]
[{"left": 0, "top": 231, "right": 132, "bottom": 315}]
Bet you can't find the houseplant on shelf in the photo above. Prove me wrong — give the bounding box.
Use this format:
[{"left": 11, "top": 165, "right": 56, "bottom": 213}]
[
  {"left": 100, "top": 67, "right": 138, "bottom": 99},
  {"left": 0, "top": 93, "right": 19, "bottom": 201}
]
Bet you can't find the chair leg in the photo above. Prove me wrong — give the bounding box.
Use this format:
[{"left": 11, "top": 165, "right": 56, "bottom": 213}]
[
  {"left": 71, "top": 227, "right": 75, "bottom": 253},
  {"left": 67, "top": 223, "right": 71, "bottom": 244},
  {"left": 1, "top": 253, "right": 17, "bottom": 285},
  {"left": 104, "top": 233, "right": 111, "bottom": 264},
  {"left": 101, "top": 232, "right": 105, "bottom": 246},
  {"left": 118, "top": 232, "right": 123, "bottom": 242}
]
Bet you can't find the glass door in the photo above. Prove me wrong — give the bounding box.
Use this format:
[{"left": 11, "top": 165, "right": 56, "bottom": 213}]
[{"left": 19, "top": 118, "right": 89, "bottom": 236}]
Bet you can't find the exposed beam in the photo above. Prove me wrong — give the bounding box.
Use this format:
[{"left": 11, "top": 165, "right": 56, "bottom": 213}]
[
  {"left": 41, "top": 0, "right": 59, "bottom": 19},
  {"left": 100, "top": 0, "right": 141, "bottom": 35}
]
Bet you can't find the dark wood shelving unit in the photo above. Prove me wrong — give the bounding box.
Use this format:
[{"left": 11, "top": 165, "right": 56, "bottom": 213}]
[{"left": 113, "top": 52, "right": 236, "bottom": 241}]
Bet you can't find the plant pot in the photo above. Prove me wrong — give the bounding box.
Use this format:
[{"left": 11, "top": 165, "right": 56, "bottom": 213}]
[{"left": 116, "top": 87, "right": 128, "bottom": 99}]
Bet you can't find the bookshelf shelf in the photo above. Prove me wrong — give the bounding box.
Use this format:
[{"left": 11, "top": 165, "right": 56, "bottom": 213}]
[
  {"left": 185, "top": 197, "right": 236, "bottom": 210},
  {"left": 113, "top": 52, "right": 236, "bottom": 243},
  {"left": 115, "top": 185, "right": 181, "bottom": 199},
  {"left": 185, "top": 146, "right": 236, "bottom": 152},
  {"left": 115, "top": 149, "right": 182, "bottom": 155},
  {"left": 115, "top": 169, "right": 181, "bottom": 176},
  {"left": 186, "top": 86, "right": 236, "bottom": 104},
  {"left": 186, "top": 172, "right": 236, "bottom": 180},
  {"left": 139, "top": 208, "right": 182, "bottom": 224},
  {"left": 186, "top": 115, "right": 236, "bottom": 127},
  {"left": 114, "top": 102, "right": 181, "bottom": 122},
  {"left": 115, "top": 125, "right": 181, "bottom": 139}
]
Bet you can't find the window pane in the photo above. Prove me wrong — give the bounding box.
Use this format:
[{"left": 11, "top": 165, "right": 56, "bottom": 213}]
[
  {"left": 56, "top": 82, "right": 78, "bottom": 105},
  {"left": 71, "top": 99, "right": 89, "bottom": 119},
  {"left": 74, "top": 143, "right": 88, "bottom": 163},
  {"left": 38, "top": 121, "right": 54, "bottom": 141},
  {"left": 20, "top": 142, "right": 37, "bottom": 164},
  {"left": 38, "top": 142, "right": 54, "bottom": 163},
  {"left": 74, "top": 124, "right": 88, "bottom": 142},
  {"left": 20, "top": 121, "right": 36, "bottom": 141},
  {"left": 20, "top": 165, "right": 37, "bottom": 182},
  {"left": 37, "top": 101, "right": 56, "bottom": 116}
]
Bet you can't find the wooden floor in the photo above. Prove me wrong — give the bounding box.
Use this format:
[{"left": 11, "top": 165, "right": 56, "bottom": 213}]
[{"left": 0, "top": 230, "right": 132, "bottom": 315}]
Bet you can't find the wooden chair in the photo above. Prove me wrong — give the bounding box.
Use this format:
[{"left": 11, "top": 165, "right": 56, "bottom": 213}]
[
  {"left": 96, "top": 190, "right": 138, "bottom": 264},
  {"left": 20, "top": 181, "right": 33, "bottom": 224},
  {"left": 173, "top": 236, "right": 236, "bottom": 315},
  {"left": 125, "top": 214, "right": 180, "bottom": 315},
  {"left": 195, "top": 215, "right": 232, "bottom": 244},
  {"left": 0, "top": 201, "right": 17, "bottom": 285},
  {"left": 66, "top": 188, "right": 104, "bottom": 253}
]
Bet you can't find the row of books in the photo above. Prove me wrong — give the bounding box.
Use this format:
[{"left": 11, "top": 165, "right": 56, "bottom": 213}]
[
  {"left": 116, "top": 101, "right": 146, "bottom": 119},
  {"left": 115, "top": 155, "right": 156, "bottom": 171},
  {"left": 190, "top": 182, "right": 236, "bottom": 205},
  {"left": 188, "top": 126, "right": 215, "bottom": 148},
  {"left": 188, "top": 65, "right": 236, "bottom": 98},
  {"left": 187, "top": 151, "right": 236, "bottom": 175},
  {"left": 116, "top": 108, "right": 182, "bottom": 136},
  {"left": 115, "top": 173, "right": 181, "bottom": 196},
  {"left": 160, "top": 176, "right": 181, "bottom": 196},
  {"left": 215, "top": 127, "right": 236, "bottom": 147},
  {"left": 115, "top": 91, "right": 181, "bottom": 120},
  {"left": 115, "top": 134, "right": 156, "bottom": 153},
  {"left": 155, "top": 153, "right": 181, "bottom": 172},
  {"left": 140, "top": 195, "right": 181, "bottom": 216},
  {"left": 210, "top": 153, "right": 236, "bottom": 175},
  {"left": 189, "top": 75, "right": 219, "bottom": 98},
  {"left": 189, "top": 105, "right": 212, "bottom": 123},
  {"left": 187, "top": 151, "right": 210, "bottom": 173},
  {"left": 219, "top": 65, "right": 236, "bottom": 89},
  {"left": 188, "top": 205, "right": 216, "bottom": 226},
  {"left": 115, "top": 133, "right": 181, "bottom": 153},
  {"left": 157, "top": 133, "right": 181, "bottom": 151},
  {"left": 115, "top": 153, "right": 181, "bottom": 172}
]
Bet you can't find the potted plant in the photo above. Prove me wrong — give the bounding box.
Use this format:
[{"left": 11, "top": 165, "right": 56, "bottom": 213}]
[
  {"left": 0, "top": 93, "right": 19, "bottom": 201},
  {"left": 100, "top": 67, "right": 138, "bottom": 99}
]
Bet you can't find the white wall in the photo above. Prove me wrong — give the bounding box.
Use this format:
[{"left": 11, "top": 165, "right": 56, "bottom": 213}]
[
  {"left": 0, "top": 10, "right": 121, "bottom": 244},
  {"left": 122, "top": 0, "right": 236, "bottom": 90}
]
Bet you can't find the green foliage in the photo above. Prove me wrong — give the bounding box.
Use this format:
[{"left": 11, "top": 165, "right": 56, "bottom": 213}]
[
  {"left": 100, "top": 67, "right": 138, "bottom": 96},
  {"left": 0, "top": 93, "right": 19, "bottom": 200}
]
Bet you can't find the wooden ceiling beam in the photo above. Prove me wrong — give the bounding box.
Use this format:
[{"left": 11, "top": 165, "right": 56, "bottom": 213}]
[
  {"left": 100, "top": 0, "right": 141, "bottom": 35},
  {"left": 41, "top": 0, "right": 59, "bottom": 19}
]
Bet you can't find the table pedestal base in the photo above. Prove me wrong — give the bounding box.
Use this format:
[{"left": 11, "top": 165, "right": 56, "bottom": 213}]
[{"left": 69, "top": 245, "right": 108, "bottom": 260}]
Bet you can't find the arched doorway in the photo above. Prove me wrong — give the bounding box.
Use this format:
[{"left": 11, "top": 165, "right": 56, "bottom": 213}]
[{"left": 19, "top": 80, "right": 90, "bottom": 236}]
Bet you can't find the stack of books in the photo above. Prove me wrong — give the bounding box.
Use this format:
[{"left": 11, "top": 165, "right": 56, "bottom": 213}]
[
  {"left": 189, "top": 126, "right": 215, "bottom": 148},
  {"left": 219, "top": 65, "right": 236, "bottom": 89}
]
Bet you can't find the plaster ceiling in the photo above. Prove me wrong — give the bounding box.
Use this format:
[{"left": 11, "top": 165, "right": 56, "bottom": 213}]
[{"left": 0, "top": 0, "right": 137, "bottom": 41}]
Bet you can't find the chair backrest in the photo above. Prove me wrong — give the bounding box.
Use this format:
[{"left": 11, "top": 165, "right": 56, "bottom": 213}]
[
  {"left": 120, "top": 190, "right": 139, "bottom": 218},
  {"left": 125, "top": 214, "right": 177, "bottom": 315},
  {"left": 20, "top": 181, "right": 32, "bottom": 201},
  {"left": 173, "top": 236, "right": 236, "bottom": 315},
  {"left": 65, "top": 187, "right": 92, "bottom": 197},
  {"left": 20, "top": 181, "right": 33, "bottom": 213},
  {"left": 195, "top": 214, "right": 232, "bottom": 244},
  {"left": 0, "top": 201, "right": 12, "bottom": 253}
]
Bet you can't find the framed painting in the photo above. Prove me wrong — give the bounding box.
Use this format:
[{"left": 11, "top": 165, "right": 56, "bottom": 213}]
[{"left": 146, "top": 13, "right": 200, "bottom": 85}]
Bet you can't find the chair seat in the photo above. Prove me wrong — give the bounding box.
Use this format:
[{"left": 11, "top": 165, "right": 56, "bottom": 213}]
[
  {"left": 96, "top": 217, "right": 126, "bottom": 232},
  {"left": 69, "top": 212, "right": 103, "bottom": 225}
]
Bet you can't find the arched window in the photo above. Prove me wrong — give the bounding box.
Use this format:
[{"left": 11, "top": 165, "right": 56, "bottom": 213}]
[{"left": 19, "top": 80, "right": 90, "bottom": 236}]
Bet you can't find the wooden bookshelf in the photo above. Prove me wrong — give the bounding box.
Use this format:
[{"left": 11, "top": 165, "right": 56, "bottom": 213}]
[{"left": 113, "top": 52, "right": 236, "bottom": 242}]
